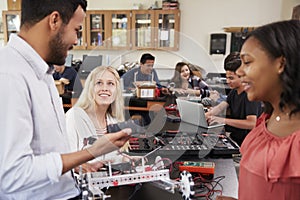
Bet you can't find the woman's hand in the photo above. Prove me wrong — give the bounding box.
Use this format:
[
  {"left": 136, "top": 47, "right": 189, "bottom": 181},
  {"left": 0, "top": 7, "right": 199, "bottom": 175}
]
[
  {"left": 209, "top": 90, "right": 220, "bottom": 102},
  {"left": 173, "top": 88, "right": 187, "bottom": 95}
]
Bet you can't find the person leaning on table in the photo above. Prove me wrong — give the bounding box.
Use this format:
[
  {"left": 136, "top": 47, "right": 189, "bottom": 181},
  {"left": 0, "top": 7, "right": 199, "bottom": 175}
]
[
  {"left": 0, "top": 0, "right": 131, "bottom": 199},
  {"left": 168, "top": 62, "right": 217, "bottom": 98}
]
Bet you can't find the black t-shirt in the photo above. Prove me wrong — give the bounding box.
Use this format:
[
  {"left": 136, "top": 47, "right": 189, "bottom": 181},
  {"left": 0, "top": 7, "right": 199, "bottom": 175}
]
[{"left": 226, "top": 89, "right": 262, "bottom": 146}]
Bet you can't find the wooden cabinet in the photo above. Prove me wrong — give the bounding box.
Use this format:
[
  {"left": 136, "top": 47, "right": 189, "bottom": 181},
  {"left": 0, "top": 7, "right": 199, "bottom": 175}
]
[
  {"left": 131, "top": 10, "right": 155, "bottom": 49},
  {"left": 131, "top": 9, "right": 180, "bottom": 50},
  {"left": 85, "top": 9, "right": 180, "bottom": 51},
  {"left": 73, "top": 14, "right": 87, "bottom": 50},
  {"left": 2, "top": 9, "right": 180, "bottom": 51},
  {"left": 108, "top": 10, "right": 131, "bottom": 49},
  {"left": 85, "top": 10, "right": 107, "bottom": 49},
  {"left": 2, "top": 10, "right": 88, "bottom": 49},
  {"left": 85, "top": 10, "right": 131, "bottom": 50},
  {"left": 2, "top": 10, "right": 21, "bottom": 43},
  {"left": 156, "top": 9, "right": 180, "bottom": 50}
]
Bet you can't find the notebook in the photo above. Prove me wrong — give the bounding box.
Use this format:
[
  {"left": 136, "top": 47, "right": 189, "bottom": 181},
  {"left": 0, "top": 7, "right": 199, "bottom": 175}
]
[{"left": 176, "top": 98, "right": 224, "bottom": 129}]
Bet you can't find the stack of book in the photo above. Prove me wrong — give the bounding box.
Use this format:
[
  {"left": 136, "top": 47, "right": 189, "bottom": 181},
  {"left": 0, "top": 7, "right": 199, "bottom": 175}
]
[{"left": 162, "top": 1, "right": 179, "bottom": 10}]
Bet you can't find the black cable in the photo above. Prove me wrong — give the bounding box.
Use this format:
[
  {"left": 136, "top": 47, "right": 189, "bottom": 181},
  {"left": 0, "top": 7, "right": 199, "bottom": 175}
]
[{"left": 128, "top": 183, "right": 143, "bottom": 200}]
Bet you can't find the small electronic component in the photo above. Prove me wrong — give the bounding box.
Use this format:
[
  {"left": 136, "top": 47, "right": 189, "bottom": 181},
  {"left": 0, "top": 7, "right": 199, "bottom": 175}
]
[{"left": 178, "top": 161, "right": 215, "bottom": 176}]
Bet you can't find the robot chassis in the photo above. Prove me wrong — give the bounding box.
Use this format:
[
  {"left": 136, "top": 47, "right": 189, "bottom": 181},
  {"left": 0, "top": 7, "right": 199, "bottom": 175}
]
[{"left": 78, "top": 158, "right": 195, "bottom": 200}]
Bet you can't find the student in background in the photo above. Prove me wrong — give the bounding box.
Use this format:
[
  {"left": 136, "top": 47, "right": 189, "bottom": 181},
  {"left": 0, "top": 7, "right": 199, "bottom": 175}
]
[
  {"left": 53, "top": 64, "right": 82, "bottom": 112},
  {"left": 121, "top": 53, "right": 161, "bottom": 90},
  {"left": 121, "top": 53, "right": 162, "bottom": 125},
  {"left": 53, "top": 64, "right": 78, "bottom": 93},
  {"left": 169, "top": 62, "right": 211, "bottom": 98},
  {"left": 66, "top": 66, "right": 135, "bottom": 173},
  {"left": 0, "top": 1, "right": 131, "bottom": 199},
  {"left": 217, "top": 20, "right": 300, "bottom": 200},
  {"left": 205, "top": 52, "right": 262, "bottom": 146}
]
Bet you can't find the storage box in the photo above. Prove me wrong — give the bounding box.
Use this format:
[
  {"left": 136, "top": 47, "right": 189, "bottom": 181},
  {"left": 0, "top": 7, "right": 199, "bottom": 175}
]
[
  {"left": 55, "top": 80, "right": 65, "bottom": 95},
  {"left": 7, "top": 0, "right": 21, "bottom": 10},
  {"left": 135, "top": 81, "right": 156, "bottom": 98}
]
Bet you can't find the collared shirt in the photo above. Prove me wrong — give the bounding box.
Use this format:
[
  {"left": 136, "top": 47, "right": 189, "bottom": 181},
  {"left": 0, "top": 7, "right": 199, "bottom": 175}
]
[{"left": 0, "top": 34, "right": 79, "bottom": 199}]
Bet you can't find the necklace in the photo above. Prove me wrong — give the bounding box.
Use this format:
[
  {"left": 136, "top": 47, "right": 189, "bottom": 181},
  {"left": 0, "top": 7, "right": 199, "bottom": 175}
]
[
  {"left": 274, "top": 112, "right": 289, "bottom": 122},
  {"left": 94, "top": 105, "right": 107, "bottom": 135},
  {"left": 275, "top": 116, "right": 281, "bottom": 122}
]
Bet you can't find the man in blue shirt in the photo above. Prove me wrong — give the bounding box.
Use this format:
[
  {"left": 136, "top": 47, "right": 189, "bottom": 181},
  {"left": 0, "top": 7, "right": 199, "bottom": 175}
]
[
  {"left": 53, "top": 64, "right": 78, "bottom": 92},
  {"left": 122, "top": 53, "right": 161, "bottom": 90}
]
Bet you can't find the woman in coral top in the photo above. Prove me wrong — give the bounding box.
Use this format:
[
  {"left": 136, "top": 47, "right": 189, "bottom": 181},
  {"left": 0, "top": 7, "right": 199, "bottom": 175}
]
[{"left": 217, "top": 20, "right": 300, "bottom": 200}]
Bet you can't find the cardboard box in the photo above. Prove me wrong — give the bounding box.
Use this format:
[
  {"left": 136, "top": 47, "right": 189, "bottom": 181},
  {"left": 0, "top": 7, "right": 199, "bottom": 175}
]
[
  {"left": 134, "top": 81, "right": 156, "bottom": 98},
  {"left": 7, "top": 0, "right": 21, "bottom": 10},
  {"left": 55, "top": 80, "right": 65, "bottom": 95}
]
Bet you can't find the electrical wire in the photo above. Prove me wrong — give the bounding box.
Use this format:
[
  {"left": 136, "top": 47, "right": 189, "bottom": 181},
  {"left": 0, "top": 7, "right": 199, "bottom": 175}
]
[{"left": 192, "top": 174, "right": 225, "bottom": 200}]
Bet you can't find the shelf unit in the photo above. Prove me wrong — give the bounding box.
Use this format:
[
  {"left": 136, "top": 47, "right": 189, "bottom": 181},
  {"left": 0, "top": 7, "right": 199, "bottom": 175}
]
[
  {"left": 86, "top": 10, "right": 131, "bottom": 50},
  {"left": 2, "top": 9, "right": 180, "bottom": 51},
  {"left": 2, "top": 10, "right": 21, "bottom": 43},
  {"left": 131, "top": 9, "right": 180, "bottom": 50}
]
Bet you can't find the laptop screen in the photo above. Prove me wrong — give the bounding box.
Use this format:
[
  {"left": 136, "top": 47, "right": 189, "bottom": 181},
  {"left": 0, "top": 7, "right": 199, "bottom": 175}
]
[{"left": 176, "top": 98, "right": 224, "bottom": 129}]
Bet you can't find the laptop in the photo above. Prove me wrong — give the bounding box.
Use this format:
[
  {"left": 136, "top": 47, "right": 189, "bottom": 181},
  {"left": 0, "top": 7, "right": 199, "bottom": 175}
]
[{"left": 176, "top": 98, "right": 224, "bottom": 129}]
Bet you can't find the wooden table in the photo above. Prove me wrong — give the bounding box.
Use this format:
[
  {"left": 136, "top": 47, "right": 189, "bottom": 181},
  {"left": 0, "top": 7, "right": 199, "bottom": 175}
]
[{"left": 124, "top": 95, "right": 166, "bottom": 112}]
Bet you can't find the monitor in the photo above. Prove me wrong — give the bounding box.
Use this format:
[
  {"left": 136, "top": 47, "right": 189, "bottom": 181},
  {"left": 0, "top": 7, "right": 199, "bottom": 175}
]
[
  {"left": 64, "top": 54, "right": 73, "bottom": 67},
  {"left": 78, "top": 55, "right": 103, "bottom": 79}
]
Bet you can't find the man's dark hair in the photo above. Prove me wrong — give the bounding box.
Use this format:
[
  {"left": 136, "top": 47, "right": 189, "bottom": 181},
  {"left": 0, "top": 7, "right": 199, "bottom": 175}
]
[
  {"left": 224, "top": 52, "right": 241, "bottom": 72},
  {"left": 21, "top": 0, "right": 87, "bottom": 28},
  {"left": 140, "top": 53, "right": 155, "bottom": 64}
]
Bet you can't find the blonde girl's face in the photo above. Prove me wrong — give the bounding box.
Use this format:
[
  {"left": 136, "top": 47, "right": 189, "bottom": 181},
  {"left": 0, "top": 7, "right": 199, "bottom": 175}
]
[
  {"left": 180, "top": 65, "right": 190, "bottom": 80},
  {"left": 93, "top": 70, "right": 117, "bottom": 106}
]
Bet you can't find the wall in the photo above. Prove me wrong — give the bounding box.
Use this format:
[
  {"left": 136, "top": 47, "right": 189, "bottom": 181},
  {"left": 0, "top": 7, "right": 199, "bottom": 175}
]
[
  {"left": 74, "top": 0, "right": 299, "bottom": 78},
  {"left": 0, "top": 0, "right": 299, "bottom": 78}
]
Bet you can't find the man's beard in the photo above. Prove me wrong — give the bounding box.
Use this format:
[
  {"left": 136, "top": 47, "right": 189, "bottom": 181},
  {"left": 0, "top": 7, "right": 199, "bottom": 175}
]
[{"left": 47, "top": 28, "right": 70, "bottom": 66}]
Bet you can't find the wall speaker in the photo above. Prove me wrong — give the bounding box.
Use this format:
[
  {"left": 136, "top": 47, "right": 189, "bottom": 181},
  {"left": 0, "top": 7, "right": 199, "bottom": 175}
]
[{"left": 210, "top": 33, "right": 227, "bottom": 55}]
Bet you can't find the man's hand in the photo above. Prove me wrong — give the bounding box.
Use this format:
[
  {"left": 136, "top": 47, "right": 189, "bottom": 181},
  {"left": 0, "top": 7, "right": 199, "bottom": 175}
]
[
  {"left": 87, "top": 128, "right": 132, "bottom": 158},
  {"left": 74, "top": 161, "right": 105, "bottom": 173},
  {"left": 207, "top": 116, "right": 225, "bottom": 125},
  {"left": 59, "top": 77, "right": 70, "bottom": 85}
]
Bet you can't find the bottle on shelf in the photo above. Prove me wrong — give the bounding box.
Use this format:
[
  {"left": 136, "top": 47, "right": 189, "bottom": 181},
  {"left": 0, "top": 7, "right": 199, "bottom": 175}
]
[{"left": 97, "top": 32, "right": 102, "bottom": 46}]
